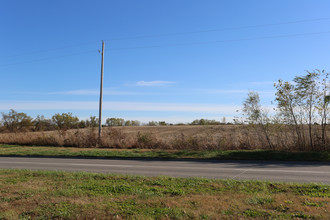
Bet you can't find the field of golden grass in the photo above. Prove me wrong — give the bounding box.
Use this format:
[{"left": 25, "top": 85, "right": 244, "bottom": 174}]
[{"left": 0, "top": 125, "right": 328, "bottom": 151}]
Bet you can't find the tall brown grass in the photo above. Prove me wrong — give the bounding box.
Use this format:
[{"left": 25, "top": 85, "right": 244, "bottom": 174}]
[{"left": 0, "top": 125, "right": 329, "bottom": 151}]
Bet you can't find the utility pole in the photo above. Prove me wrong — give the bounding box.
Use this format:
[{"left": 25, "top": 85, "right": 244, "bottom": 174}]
[{"left": 98, "top": 40, "right": 105, "bottom": 139}]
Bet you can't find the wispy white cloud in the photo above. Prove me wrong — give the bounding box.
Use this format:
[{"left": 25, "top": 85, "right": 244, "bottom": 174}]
[
  {"left": 77, "top": 115, "right": 237, "bottom": 124},
  {"left": 49, "top": 89, "right": 139, "bottom": 96},
  {"left": 201, "top": 89, "right": 249, "bottom": 94},
  {"left": 118, "top": 116, "right": 237, "bottom": 124},
  {"left": 231, "top": 81, "right": 276, "bottom": 88},
  {"left": 10, "top": 89, "right": 141, "bottom": 96},
  {"left": 134, "top": 81, "right": 176, "bottom": 87},
  {"left": 0, "top": 101, "right": 242, "bottom": 114},
  {"left": 249, "top": 81, "right": 276, "bottom": 86},
  {"left": 49, "top": 89, "right": 99, "bottom": 95},
  {"left": 198, "top": 89, "right": 275, "bottom": 96}
]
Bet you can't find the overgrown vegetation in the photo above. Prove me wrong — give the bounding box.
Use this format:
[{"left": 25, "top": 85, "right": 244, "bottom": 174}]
[
  {"left": 0, "top": 110, "right": 33, "bottom": 132},
  {"left": 241, "top": 69, "right": 330, "bottom": 151},
  {"left": 1, "top": 144, "right": 329, "bottom": 161},
  {"left": 0, "top": 170, "right": 329, "bottom": 219},
  {"left": 0, "top": 125, "right": 329, "bottom": 151},
  {"left": 273, "top": 70, "right": 329, "bottom": 151}
]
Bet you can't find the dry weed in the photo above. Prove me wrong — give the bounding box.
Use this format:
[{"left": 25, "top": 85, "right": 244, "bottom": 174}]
[{"left": 0, "top": 125, "right": 329, "bottom": 151}]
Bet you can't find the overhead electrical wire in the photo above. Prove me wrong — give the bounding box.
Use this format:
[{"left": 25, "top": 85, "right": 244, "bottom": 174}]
[
  {"left": 0, "top": 17, "right": 329, "bottom": 67},
  {"left": 1, "top": 17, "right": 329, "bottom": 59},
  {"left": 0, "top": 40, "right": 100, "bottom": 58},
  {"left": 106, "top": 17, "right": 330, "bottom": 41},
  {"left": 0, "top": 50, "right": 96, "bottom": 67},
  {"left": 1, "top": 30, "right": 330, "bottom": 68},
  {"left": 107, "top": 30, "right": 330, "bottom": 51}
]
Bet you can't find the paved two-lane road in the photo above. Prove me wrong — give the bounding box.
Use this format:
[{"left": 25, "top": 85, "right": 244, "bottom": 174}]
[{"left": 0, "top": 157, "right": 329, "bottom": 183}]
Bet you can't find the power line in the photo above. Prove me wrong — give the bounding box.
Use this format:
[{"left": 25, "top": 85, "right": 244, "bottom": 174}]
[
  {"left": 107, "top": 30, "right": 330, "bottom": 51},
  {"left": 0, "top": 40, "right": 100, "bottom": 59},
  {"left": 106, "top": 17, "right": 330, "bottom": 41},
  {"left": 0, "top": 50, "right": 97, "bottom": 68},
  {"left": 1, "top": 30, "right": 329, "bottom": 67},
  {"left": 1, "top": 17, "right": 329, "bottom": 59}
]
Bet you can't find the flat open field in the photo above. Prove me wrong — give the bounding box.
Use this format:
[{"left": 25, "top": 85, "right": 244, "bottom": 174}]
[
  {"left": 0, "top": 170, "right": 329, "bottom": 219},
  {"left": 1, "top": 125, "right": 328, "bottom": 151},
  {"left": 0, "top": 125, "right": 242, "bottom": 149}
]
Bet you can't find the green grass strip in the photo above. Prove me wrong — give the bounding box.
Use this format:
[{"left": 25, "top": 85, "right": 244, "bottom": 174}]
[
  {"left": 0, "top": 144, "right": 330, "bottom": 161},
  {"left": 0, "top": 169, "right": 329, "bottom": 219}
]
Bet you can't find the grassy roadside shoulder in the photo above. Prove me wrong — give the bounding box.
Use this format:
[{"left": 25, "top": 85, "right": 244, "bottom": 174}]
[
  {"left": 1, "top": 144, "right": 330, "bottom": 162},
  {"left": 0, "top": 169, "right": 329, "bottom": 219}
]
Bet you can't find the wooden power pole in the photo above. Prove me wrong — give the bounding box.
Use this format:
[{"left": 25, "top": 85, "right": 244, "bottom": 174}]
[{"left": 98, "top": 40, "right": 105, "bottom": 139}]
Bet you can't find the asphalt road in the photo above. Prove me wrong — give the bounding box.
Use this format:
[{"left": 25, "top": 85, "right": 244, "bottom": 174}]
[{"left": 0, "top": 157, "right": 329, "bottom": 183}]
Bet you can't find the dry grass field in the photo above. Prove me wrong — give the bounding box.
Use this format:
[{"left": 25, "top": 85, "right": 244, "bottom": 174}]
[{"left": 0, "top": 125, "right": 329, "bottom": 151}]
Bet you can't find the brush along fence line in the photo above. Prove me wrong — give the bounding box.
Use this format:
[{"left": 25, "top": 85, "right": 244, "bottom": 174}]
[{"left": 0, "top": 125, "right": 329, "bottom": 151}]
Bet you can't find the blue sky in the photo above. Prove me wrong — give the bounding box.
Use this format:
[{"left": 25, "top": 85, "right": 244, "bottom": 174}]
[{"left": 1, "top": 0, "right": 330, "bottom": 123}]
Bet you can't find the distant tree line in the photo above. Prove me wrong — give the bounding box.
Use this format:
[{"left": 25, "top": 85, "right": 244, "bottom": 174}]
[
  {"left": 0, "top": 111, "right": 101, "bottom": 132},
  {"left": 190, "top": 118, "right": 227, "bottom": 125},
  {"left": 105, "top": 118, "right": 141, "bottom": 126},
  {"left": 0, "top": 110, "right": 231, "bottom": 133}
]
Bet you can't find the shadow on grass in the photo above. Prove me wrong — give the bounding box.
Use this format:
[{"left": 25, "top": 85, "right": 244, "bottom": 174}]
[
  {"left": 1, "top": 150, "right": 330, "bottom": 166},
  {"left": 216, "top": 150, "right": 330, "bottom": 162},
  {"left": 0, "top": 144, "right": 329, "bottom": 163}
]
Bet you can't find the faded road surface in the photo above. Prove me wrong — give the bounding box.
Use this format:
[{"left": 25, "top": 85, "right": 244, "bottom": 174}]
[{"left": 0, "top": 157, "right": 329, "bottom": 183}]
